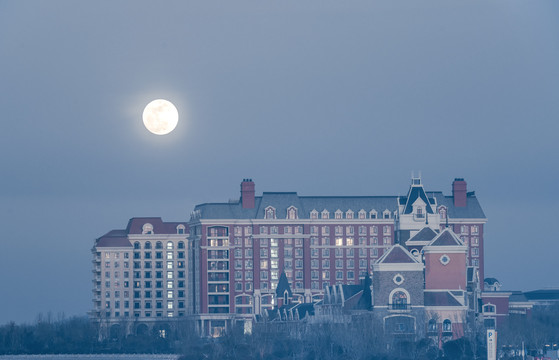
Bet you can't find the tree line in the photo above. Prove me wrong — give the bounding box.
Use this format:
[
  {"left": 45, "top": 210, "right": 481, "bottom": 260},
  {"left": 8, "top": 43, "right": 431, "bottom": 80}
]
[{"left": 0, "top": 304, "right": 558, "bottom": 359}]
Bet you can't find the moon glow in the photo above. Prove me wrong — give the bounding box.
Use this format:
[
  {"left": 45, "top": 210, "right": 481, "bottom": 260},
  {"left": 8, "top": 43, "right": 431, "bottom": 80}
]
[{"left": 142, "top": 99, "right": 179, "bottom": 135}]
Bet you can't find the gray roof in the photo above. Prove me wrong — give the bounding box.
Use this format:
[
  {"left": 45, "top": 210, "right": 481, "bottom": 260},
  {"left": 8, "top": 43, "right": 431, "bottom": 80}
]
[
  {"left": 195, "top": 189, "right": 486, "bottom": 220},
  {"left": 407, "top": 227, "right": 438, "bottom": 242},
  {"left": 95, "top": 217, "right": 187, "bottom": 248},
  {"left": 424, "top": 291, "right": 463, "bottom": 307},
  {"left": 428, "top": 192, "right": 486, "bottom": 219}
]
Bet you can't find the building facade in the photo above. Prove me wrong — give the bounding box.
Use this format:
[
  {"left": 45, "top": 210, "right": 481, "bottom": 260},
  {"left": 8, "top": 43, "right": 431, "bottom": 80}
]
[
  {"left": 186, "top": 177, "right": 486, "bottom": 336},
  {"left": 91, "top": 217, "right": 189, "bottom": 337}
]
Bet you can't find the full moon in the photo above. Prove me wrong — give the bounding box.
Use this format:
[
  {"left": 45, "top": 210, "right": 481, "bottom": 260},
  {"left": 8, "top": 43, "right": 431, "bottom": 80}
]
[{"left": 142, "top": 99, "right": 179, "bottom": 135}]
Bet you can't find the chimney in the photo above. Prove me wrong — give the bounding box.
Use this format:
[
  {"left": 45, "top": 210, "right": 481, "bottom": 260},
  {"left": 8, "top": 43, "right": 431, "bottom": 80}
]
[
  {"left": 452, "top": 178, "right": 467, "bottom": 207},
  {"left": 241, "top": 179, "right": 255, "bottom": 209}
]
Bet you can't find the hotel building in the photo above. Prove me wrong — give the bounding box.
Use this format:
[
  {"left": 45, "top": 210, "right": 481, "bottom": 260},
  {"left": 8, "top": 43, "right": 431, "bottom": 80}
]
[
  {"left": 91, "top": 217, "right": 189, "bottom": 336},
  {"left": 187, "top": 177, "right": 486, "bottom": 335}
]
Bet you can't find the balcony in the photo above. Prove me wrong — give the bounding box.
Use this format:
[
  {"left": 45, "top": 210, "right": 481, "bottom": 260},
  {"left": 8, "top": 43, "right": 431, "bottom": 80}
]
[
  {"left": 389, "top": 303, "right": 410, "bottom": 311},
  {"left": 413, "top": 213, "right": 425, "bottom": 221}
]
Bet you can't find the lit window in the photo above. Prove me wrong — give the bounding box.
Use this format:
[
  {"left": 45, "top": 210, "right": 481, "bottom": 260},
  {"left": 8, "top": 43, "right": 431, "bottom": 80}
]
[{"left": 166, "top": 242, "right": 173, "bottom": 250}]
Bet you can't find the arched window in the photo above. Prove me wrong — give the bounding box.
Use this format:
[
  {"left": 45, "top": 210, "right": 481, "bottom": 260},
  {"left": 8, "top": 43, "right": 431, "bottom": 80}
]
[
  {"left": 428, "top": 319, "right": 437, "bottom": 333},
  {"left": 177, "top": 224, "right": 185, "bottom": 235},
  {"left": 442, "top": 319, "right": 452, "bottom": 332},
  {"left": 155, "top": 241, "right": 163, "bottom": 250},
  {"left": 265, "top": 206, "right": 276, "bottom": 219},
  {"left": 142, "top": 223, "right": 153, "bottom": 234},
  {"left": 167, "top": 241, "right": 173, "bottom": 250},
  {"left": 144, "top": 241, "right": 151, "bottom": 250},
  {"left": 287, "top": 206, "right": 298, "bottom": 220},
  {"left": 391, "top": 291, "right": 408, "bottom": 309},
  {"left": 134, "top": 242, "right": 140, "bottom": 250},
  {"left": 438, "top": 206, "right": 447, "bottom": 221}
]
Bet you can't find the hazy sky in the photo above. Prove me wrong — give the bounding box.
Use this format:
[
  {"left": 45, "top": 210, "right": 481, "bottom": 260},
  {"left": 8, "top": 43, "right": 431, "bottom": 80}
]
[{"left": 1, "top": 1, "right": 558, "bottom": 324}]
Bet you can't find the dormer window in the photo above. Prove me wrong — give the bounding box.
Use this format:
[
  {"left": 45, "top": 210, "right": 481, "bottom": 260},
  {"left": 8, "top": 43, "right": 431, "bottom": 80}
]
[
  {"left": 383, "top": 210, "right": 391, "bottom": 219},
  {"left": 438, "top": 206, "right": 447, "bottom": 221},
  {"left": 321, "top": 210, "right": 329, "bottom": 219},
  {"left": 287, "top": 206, "right": 298, "bottom": 220},
  {"left": 370, "top": 210, "right": 377, "bottom": 219},
  {"left": 346, "top": 210, "right": 354, "bottom": 219},
  {"left": 265, "top": 206, "right": 276, "bottom": 219},
  {"left": 176, "top": 224, "right": 186, "bottom": 235},
  {"left": 358, "top": 210, "right": 366, "bottom": 219},
  {"left": 335, "top": 210, "right": 343, "bottom": 219},
  {"left": 310, "top": 210, "right": 318, "bottom": 220},
  {"left": 142, "top": 223, "right": 154, "bottom": 235}
]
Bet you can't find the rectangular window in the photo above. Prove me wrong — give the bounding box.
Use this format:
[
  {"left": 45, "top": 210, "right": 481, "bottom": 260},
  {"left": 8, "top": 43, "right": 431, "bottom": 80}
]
[
  {"left": 322, "top": 271, "right": 330, "bottom": 280},
  {"left": 245, "top": 271, "right": 253, "bottom": 280},
  {"left": 260, "top": 260, "right": 268, "bottom": 270}
]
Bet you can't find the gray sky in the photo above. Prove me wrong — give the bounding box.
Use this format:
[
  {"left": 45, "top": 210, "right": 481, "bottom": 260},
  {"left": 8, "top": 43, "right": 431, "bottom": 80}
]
[{"left": 1, "top": 1, "right": 558, "bottom": 324}]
